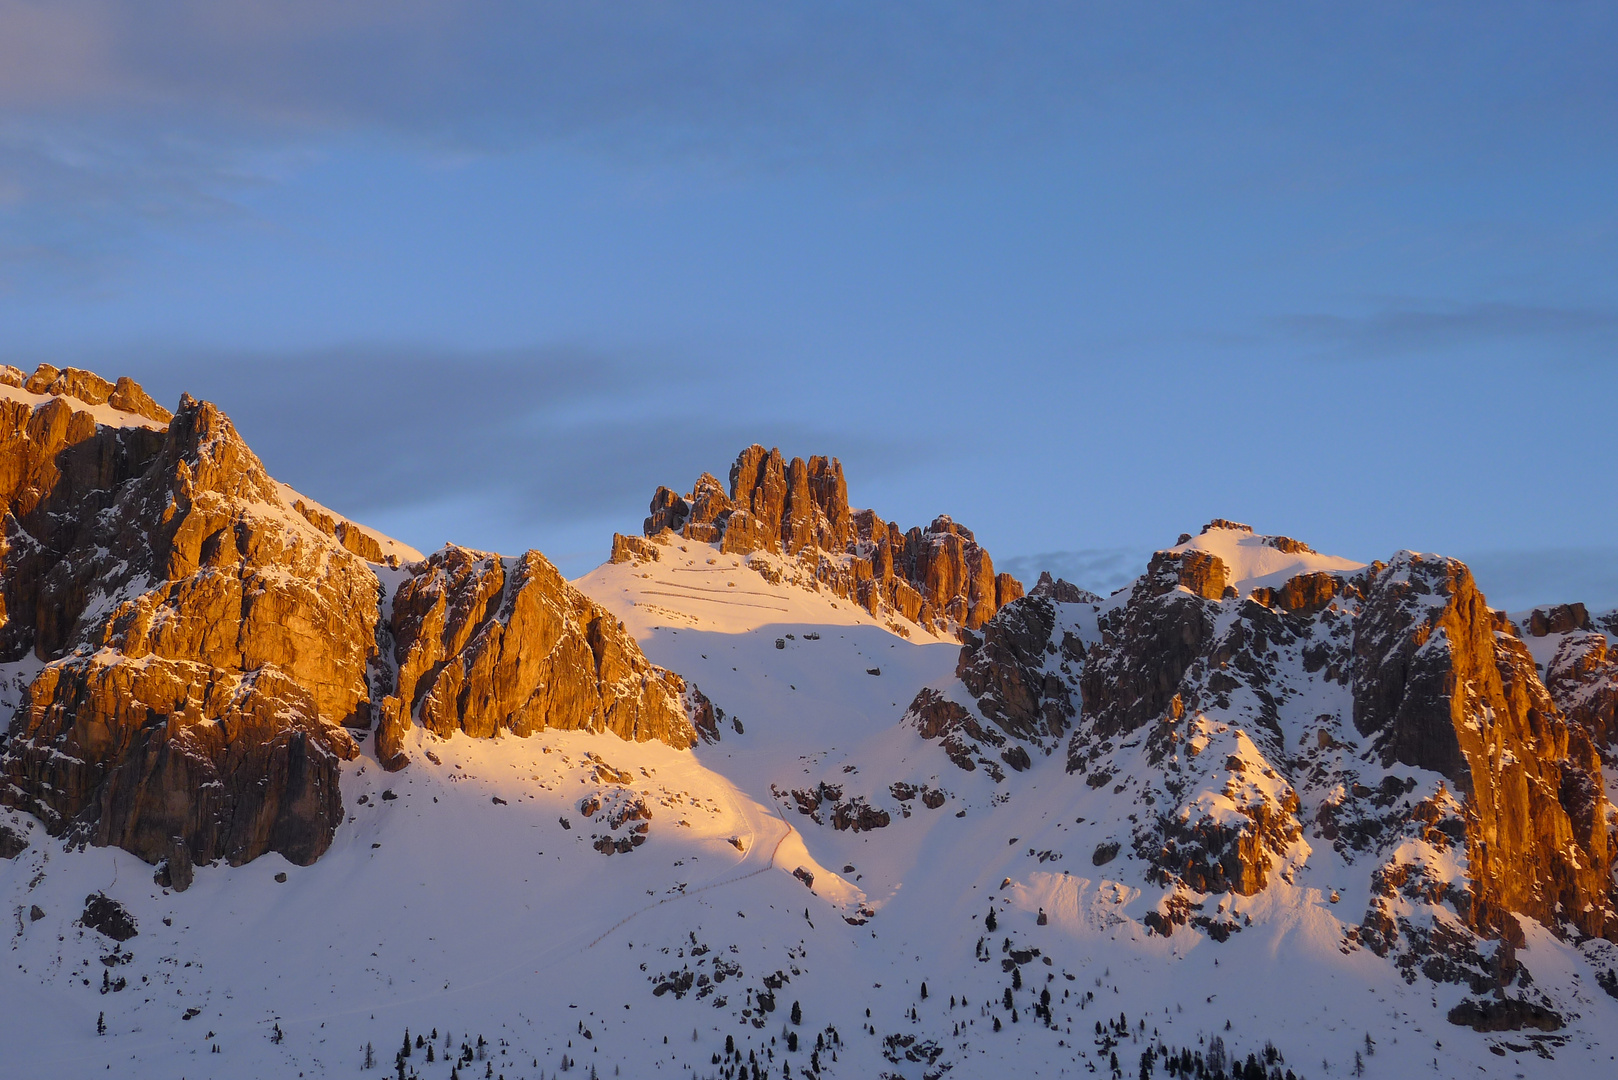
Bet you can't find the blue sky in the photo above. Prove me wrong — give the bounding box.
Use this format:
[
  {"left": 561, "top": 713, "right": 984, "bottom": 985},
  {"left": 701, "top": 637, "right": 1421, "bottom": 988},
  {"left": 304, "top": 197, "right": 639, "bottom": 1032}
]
[{"left": 3, "top": 3, "right": 1616, "bottom": 607}]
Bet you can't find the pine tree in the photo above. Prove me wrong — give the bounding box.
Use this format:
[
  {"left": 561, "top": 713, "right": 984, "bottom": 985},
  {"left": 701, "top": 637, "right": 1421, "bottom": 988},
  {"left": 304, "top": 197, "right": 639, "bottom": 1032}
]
[
  {"left": 920, "top": 982, "right": 928, "bottom": 1000},
  {"left": 364, "top": 1041, "right": 376, "bottom": 1069},
  {"left": 790, "top": 1000, "right": 802, "bottom": 1025},
  {"left": 985, "top": 906, "right": 998, "bottom": 931},
  {"left": 96, "top": 1012, "right": 105, "bottom": 1036},
  {"left": 1012, "top": 967, "right": 1023, "bottom": 990}
]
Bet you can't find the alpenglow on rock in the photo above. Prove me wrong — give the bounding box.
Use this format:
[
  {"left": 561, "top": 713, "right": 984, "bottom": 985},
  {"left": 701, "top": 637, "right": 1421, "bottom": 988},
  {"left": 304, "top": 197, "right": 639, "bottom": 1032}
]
[
  {"left": 375, "top": 544, "right": 708, "bottom": 771},
  {"left": 0, "top": 373, "right": 373, "bottom": 870},
  {"left": 622, "top": 444, "right": 1023, "bottom": 637},
  {"left": 0, "top": 366, "right": 713, "bottom": 873}
]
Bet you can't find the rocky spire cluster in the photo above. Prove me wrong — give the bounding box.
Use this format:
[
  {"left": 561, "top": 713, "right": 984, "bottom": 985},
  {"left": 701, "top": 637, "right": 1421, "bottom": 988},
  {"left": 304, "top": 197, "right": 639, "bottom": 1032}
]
[{"left": 630, "top": 444, "right": 1023, "bottom": 635}]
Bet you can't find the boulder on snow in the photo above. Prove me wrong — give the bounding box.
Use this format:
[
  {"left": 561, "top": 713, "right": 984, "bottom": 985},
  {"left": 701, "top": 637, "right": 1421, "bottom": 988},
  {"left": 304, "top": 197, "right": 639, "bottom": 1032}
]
[{"left": 81, "top": 893, "right": 137, "bottom": 942}]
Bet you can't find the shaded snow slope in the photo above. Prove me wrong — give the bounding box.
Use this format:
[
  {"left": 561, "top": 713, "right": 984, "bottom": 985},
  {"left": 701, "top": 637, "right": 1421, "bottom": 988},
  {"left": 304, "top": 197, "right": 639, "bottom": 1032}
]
[{"left": 577, "top": 536, "right": 951, "bottom": 639}]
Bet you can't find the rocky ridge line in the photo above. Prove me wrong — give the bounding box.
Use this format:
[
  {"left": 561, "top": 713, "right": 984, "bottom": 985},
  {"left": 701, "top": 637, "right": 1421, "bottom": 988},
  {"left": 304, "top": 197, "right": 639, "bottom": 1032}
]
[{"left": 623, "top": 445, "right": 1023, "bottom": 637}]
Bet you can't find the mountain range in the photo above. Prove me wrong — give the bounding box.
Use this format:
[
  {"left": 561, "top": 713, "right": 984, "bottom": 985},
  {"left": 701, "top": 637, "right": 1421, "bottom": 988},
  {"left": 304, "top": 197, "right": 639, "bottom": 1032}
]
[{"left": 1, "top": 366, "right": 1614, "bottom": 1079}]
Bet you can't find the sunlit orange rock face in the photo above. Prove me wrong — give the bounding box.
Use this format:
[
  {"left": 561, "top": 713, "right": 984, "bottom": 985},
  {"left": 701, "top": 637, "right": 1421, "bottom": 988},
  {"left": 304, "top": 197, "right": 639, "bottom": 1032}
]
[
  {"left": 0, "top": 371, "right": 370, "bottom": 871},
  {"left": 629, "top": 444, "right": 1022, "bottom": 637},
  {"left": 375, "top": 545, "right": 701, "bottom": 771},
  {"left": 1351, "top": 554, "right": 1613, "bottom": 941},
  {"left": 0, "top": 366, "right": 708, "bottom": 872}
]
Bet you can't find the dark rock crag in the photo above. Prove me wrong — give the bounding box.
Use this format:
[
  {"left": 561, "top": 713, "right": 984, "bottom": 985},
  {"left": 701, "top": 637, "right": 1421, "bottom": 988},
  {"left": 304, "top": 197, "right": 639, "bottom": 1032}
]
[
  {"left": 625, "top": 446, "right": 1023, "bottom": 636},
  {"left": 909, "top": 520, "right": 1617, "bottom": 955},
  {"left": 906, "top": 592, "right": 1085, "bottom": 779}
]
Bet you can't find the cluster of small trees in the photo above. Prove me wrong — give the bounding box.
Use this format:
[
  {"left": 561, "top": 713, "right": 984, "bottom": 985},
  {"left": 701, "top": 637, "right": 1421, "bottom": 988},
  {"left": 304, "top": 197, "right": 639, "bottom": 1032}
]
[{"left": 1132, "top": 1034, "right": 1295, "bottom": 1080}]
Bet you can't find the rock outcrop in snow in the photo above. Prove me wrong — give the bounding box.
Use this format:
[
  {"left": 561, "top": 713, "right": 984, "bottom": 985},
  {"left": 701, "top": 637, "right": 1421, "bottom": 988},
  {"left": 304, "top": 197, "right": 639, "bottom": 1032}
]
[
  {"left": 375, "top": 545, "right": 707, "bottom": 771},
  {"left": 0, "top": 379, "right": 372, "bottom": 870},
  {"left": 626, "top": 445, "right": 1023, "bottom": 637},
  {"left": 1351, "top": 553, "right": 1612, "bottom": 941}
]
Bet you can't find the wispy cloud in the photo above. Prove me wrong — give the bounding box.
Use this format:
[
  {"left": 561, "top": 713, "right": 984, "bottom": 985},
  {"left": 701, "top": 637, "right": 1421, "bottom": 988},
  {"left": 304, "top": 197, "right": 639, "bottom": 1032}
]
[
  {"left": 1274, "top": 301, "right": 1618, "bottom": 360},
  {"left": 0, "top": 2, "right": 1118, "bottom": 280}
]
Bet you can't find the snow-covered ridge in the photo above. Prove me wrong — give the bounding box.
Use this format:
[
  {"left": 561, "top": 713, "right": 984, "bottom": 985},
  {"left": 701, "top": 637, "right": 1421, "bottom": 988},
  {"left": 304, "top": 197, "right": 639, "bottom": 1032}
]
[
  {"left": 1170, "top": 519, "right": 1365, "bottom": 595},
  {"left": 577, "top": 535, "right": 949, "bottom": 640}
]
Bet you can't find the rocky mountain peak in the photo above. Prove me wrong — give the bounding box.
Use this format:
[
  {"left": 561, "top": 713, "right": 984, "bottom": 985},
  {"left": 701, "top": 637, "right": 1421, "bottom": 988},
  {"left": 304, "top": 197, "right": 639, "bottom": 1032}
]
[
  {"left": 1, "top": 367, "right": 709, "bottom": 878},
  {"left": 907, "top": 529, "right": 1616, "bottom": 954},
  {"left": 631, "top": 444, "right": 1022, "bottom": 636},
  {"left": 1029, "top": 571, "right": 1100, "bottom": 604}
]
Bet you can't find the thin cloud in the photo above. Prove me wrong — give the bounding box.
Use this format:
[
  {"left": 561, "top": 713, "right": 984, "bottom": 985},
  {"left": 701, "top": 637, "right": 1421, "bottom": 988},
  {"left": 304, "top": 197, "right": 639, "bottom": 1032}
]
[{"left": 1275, "top": 301, "right": 1618, "bottom": 359}]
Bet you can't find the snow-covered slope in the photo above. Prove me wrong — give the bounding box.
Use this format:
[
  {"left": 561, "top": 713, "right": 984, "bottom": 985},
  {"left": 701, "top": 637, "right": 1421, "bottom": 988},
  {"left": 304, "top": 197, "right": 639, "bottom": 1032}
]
[
  {"left": 1169, "top": 521, "right": 1365, "bottom": 595},
  {"left": 2, "top": 521, "right": 1617, "bottom": 1080}
]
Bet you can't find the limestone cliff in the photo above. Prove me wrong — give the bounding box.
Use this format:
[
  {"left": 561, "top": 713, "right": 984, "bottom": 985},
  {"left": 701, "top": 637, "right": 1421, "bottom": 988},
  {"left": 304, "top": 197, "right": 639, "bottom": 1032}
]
[
  {"left": 375, "top": 545, "right": 705, "bottom": 771},
  {"left": 0, "top": 372, "right": 373, "bottom": 870},
  {"left": 0, "top": 365, "right": 709, "bottom": 874},
  {"left": 631, "top": 445, "right": 1022, "bottom": 637},
  {"left": 1351, "top": 554, "right": 1613, "bottom": 940}
]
